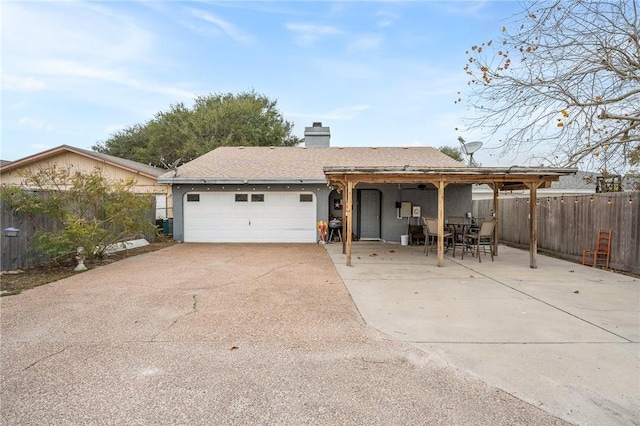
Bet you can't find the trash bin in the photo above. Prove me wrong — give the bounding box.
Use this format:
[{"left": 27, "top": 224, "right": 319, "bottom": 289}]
[
  {"left": 162, "top": 219, "right": 173, "bottom": 236},
  {"left": 400, "top": 234, "right": 409, "bottom": 245}
]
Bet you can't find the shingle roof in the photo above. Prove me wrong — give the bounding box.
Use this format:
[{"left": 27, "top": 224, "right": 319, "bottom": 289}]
[{"left": 160, "top": 146, "right": 465, "bottom": 183}]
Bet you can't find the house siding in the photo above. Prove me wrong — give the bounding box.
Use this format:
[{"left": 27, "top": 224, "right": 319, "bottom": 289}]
[
  {"left": 1, "top": 151, "right": 173, "bottom": 218},
  {"left": 1, "top": 152, "right": 164, "bottom": 191},
  {"left": 171, "top": 182, "right": 472, "bottom": 243},
  {"left": 353, "top": 184, "right": 472, "bottom": 241},
  {"left": 171, "top": 184, "right": 332, "bottom": 242}
]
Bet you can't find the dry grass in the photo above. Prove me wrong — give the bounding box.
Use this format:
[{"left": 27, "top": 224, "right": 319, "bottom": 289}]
[{"left": 1, "top": 239, "right": 177, "bottom": 297}]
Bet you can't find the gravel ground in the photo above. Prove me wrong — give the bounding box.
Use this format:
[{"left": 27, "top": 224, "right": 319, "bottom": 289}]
[{"left": 1, "top": 243, "right": 569, "bottom": 425}]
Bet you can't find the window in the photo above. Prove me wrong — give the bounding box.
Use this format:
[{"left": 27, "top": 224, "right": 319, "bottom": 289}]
[
  {"left": 251, "top": 194, "right": 265, "bottom": 202},
  {"left": 186, "top": 194, "right": 200, "bottom": 202},
  {"left": 235, "top": 194, "right": 248, "bottom": 202},
  {"left": 300, "top": 194, "right": 313, "bottom": 202}
]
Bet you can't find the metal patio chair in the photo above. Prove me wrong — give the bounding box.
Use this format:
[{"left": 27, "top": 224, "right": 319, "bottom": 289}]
[
  {"left": 462, "top": 219, "right": 496, "bottom": 262},
  {"left": 423, "top": 217, "right": 453, "bottom": 256}
]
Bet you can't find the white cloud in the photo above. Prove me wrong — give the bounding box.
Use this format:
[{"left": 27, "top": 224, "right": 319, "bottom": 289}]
[
  {"left": 347, "top": 35, "right": 383, "bottom": 52},
  {"left": 289, "top": 105, "right": 371, "bottom": 121},
  {"left": 38, "top": 60, "right": 195, "bottom": 100},
  {"left": 2, "top": 2, "right": 194, "bottom": 104},
  {"left": 375, "top": 10, "right": 399, "bottom": 28},
  {"left": 433, "top": 1, "right": 492, "bottom": 18},
  {"left": 2, "top": 74, "right": 46, "bottom": 91},
  {"left": 19, "top": 117, "right": 53, "bottom": 131},
  {"left": 286, "top": 23, "right": 342, "bottom": 46},
  {"left": 2, "top": 2, "right": 154, "bottom": 67},
  {"left": 189, "top": 9, "right": 252, "bottom": 44}
]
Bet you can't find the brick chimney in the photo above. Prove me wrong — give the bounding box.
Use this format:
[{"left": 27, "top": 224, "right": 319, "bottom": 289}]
[{"left": 304, "top": 122, "right": 330, "bottom": 147}]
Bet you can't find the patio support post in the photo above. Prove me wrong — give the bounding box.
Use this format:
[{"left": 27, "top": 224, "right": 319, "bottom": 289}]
[
  {"left": 492, "top": 183, "right": 499, "bottom": 256},
  {"left": 346, "top": 179, "right": 354, "bottom": 266},
  {"left": 527, "top": 181, "right": 541, "bottom": 269},
  {"left": 437, "top": 180, "right": 447, "bottom": 267},
  {"left": 338, "top": 183, "right": 346, "bottom": 255}
]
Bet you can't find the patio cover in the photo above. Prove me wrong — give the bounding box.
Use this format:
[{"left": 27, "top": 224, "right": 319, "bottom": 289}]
[{"left": 323, "top": 166, "right": 577, "bottom": 268}]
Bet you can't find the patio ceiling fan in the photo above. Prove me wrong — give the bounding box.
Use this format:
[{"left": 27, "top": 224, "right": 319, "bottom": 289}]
[
  {"left": 458, "top": 136, "right": 483, "bottom": 166},
  {"left": 400, "top": 184, "right": 434, "bottom": 191}
]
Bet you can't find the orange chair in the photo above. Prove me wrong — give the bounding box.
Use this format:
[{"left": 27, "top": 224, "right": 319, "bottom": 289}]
[{"left": 581, "top": 229, "right": 612, "bottom": 269}]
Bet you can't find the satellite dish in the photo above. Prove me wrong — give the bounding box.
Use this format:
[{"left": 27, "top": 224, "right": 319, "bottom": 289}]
[{"left": 457, "top": 137, "right": 483, "bottom": 166}]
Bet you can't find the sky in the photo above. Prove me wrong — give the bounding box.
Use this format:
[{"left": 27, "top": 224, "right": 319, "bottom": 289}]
[{"left": 2, "top": 0, "right": 526, "bottom": 166}]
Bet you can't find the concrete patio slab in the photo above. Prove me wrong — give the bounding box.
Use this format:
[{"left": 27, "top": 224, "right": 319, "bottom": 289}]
[{"left": 324, "top": 241, "right": 639, "bottom": 426}]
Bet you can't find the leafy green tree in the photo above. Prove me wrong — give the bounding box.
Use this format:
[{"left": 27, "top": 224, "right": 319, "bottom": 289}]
[
  {"left": 438, "top": 146, "right": 464, "bottom": 162},
  {"left": 0, "top": 167, "right": 156, "bottom": 263},
  {"left": 93, "top": 91, "right": 302, "bottom": 167},
  {"left": 459, "top": 0, "right": 639, "bottom": 173}
]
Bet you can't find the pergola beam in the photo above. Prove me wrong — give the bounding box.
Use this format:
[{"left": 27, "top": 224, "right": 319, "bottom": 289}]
[{"left": 323, "top": 166, "right": 577, "bottom": 268}]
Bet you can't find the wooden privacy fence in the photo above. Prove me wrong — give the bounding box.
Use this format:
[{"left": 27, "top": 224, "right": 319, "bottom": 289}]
[
  {"left": 473, "top": 191, "right": 640, "bottom": 273},
  {"left": 1, "top": 198, "right": 157, "bottom": 272}
]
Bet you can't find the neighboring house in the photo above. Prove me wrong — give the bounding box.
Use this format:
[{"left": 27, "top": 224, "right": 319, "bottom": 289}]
[
  {"left": 159, "top": 123, "right": 471, "bottom": 243},
  {"left": 0, "top": 145, "right": 172, "bottom": 219},
  {"left": 473, "top": 170, "right": 639, "bottom": 200}
]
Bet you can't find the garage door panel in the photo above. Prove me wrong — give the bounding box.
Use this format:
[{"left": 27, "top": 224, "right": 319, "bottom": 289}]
[{"left": 184, "top": 191, "right": 316, "bottom": 243}]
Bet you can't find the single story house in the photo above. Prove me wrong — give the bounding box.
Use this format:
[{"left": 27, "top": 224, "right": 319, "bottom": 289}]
[
  {"left": 157, "top": 122, "right": 470, "bottom": 244},
  {"left": 159, "top": 123, "right": 577, "bottom": 268},
  {"left": 159, "top": 145, "right": 469, "bottom": 244},
  {"left": 0, "top": 145, "right": 172, "bottom": 219}
]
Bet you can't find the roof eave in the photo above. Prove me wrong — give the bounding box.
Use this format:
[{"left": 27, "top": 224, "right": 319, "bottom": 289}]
[
  {"left": 323, "top": 166, "right": 578, "bottom": 175},
  {"left": 0, "top": 145, "right": 164, "bottom": 180},
  {"left": 157, "top": 177, "right": 328, "bottom": 185}
]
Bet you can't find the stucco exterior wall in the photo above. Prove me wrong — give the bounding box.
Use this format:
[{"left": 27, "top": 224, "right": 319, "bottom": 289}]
[
  {"left": 171, "top": 183, "right": 332, "bottom": 242},
  {"left": 170, "top": 182, "right": 472, "bottom": 243},
  {"left": 349, "top": 184, "right": 472, "bottom": 242}
]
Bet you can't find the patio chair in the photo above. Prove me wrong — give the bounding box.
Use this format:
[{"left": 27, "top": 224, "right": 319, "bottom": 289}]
[
  {"left": 408, "top": 224, "right": 426, "bottom": 245},
  {"left": 581, "top": 229, "right": 612, "bottom": 269},
  {"left": 447, "top": 217, "right": 467, "bottom": 257},
  {"left": 462, "top": 219, "right": 496, "bottom": 262},
  {"left": 423, "top": 217, "right": 452, "bottom": 256}
]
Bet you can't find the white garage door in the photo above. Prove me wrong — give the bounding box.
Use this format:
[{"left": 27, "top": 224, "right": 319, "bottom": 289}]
[{"left": 184, "top": 191, "right": 317, "bottom": 243}]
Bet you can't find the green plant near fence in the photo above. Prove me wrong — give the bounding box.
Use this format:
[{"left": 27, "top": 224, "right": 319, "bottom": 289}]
[
  {"left": 473, "top": 192, "right": 640, "bottom": 273},
  {"left": 1, "top": 167, "right": 157, "bottom": 271}
]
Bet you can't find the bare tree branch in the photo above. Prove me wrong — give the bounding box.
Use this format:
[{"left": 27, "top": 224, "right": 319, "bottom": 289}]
[{"left": 459, "top": 0, "right": 640, "bottom": 173}]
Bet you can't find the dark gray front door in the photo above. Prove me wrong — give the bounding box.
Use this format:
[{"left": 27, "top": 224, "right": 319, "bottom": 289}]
[{"left": 359, "top": 190, "right": 381, "bottom": 240}]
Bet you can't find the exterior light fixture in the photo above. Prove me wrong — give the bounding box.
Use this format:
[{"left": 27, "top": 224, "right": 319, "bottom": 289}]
[
  {"left": 590, "top": 196, "right": 594, "bottom": 203},
  {"left": 4, "top": 227, "right": 20, "bottom": 237},
  {"left": 607, "top": 197, "right": 612, "bottom": 205},
  {"left": 575, "top": 198, "right": 579, "bottom": 204},
  {"left": 560, "top": 196, "right": 565, "bottom": 203},
  {"left": 629, "top": 197, "right": 633, "bottom": 204}
]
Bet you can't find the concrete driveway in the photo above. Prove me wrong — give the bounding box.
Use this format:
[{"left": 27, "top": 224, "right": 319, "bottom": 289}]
[
  {"left": 325, "top": 242, "right": 640, "bottom": 426},
  {"left": 1, "top": 243, "right": 568, "bottom": 425}
]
